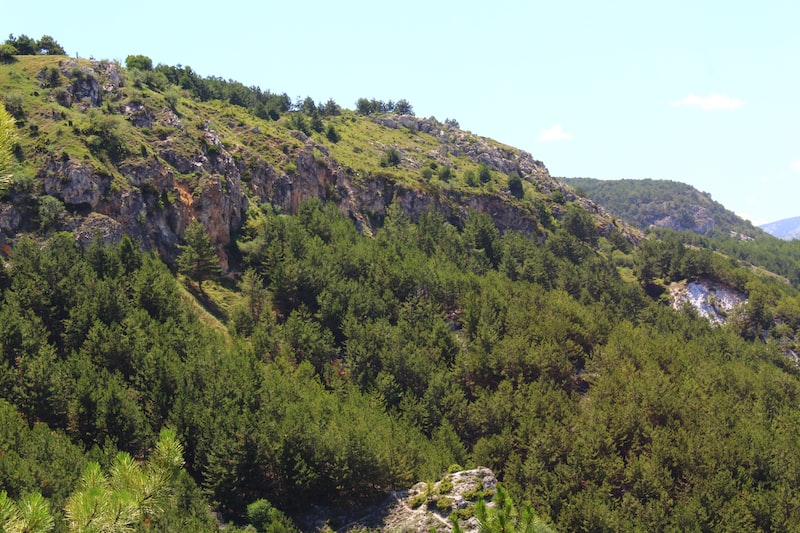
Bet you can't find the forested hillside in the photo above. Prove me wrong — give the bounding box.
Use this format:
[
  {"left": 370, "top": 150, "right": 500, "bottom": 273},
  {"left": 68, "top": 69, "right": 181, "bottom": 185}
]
[
  {"left": 563, "top": 177, "right": 764, "bottom": 239},
  {"left": 4, "top": 38, "right": 800, "bottom": 532}
]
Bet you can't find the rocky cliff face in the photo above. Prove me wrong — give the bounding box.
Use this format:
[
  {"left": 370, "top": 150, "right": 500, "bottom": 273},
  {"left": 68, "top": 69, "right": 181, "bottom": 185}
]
[{"left": 0, "top": 57, "right": 632, "bottom": 271}]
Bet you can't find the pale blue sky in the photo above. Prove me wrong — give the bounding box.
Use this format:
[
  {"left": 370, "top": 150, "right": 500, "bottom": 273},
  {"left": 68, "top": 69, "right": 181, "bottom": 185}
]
[{"left": 5, "top": 0, "right": 799, "bottom": 224}]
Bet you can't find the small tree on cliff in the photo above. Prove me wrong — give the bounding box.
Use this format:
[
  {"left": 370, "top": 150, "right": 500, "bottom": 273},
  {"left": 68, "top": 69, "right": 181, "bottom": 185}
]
[{"left": 177, "top": 220, "right": 220, "bottom": 291}]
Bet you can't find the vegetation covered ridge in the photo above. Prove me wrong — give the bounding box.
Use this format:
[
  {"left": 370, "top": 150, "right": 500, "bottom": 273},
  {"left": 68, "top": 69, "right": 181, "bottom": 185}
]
[
  {"left": 4, "top": 36, "right": 800, "bottom": 533},
  {"left": 0, "top": 42, "right": 634, "bottom": 275}
]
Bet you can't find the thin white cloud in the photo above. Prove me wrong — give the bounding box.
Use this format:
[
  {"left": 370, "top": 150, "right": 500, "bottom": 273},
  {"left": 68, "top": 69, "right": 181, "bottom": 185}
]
[
  {"left": 791, "top": 160, "right": 800, "bottom": 172},
  {"left": 537, "top": 124, "right": 573, "bottom": 142},
  {"left": 671, "top": 93, "right": 744, "bottom": 111}
]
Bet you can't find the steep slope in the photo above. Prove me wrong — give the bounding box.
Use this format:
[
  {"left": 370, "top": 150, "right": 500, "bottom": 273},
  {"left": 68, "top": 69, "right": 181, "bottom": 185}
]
[
  {"left": 760, "top": 216, "right": 800, "bottom": 240},
  {"left": 0, "top": 55, "right": 633, "bottom": 270},
  {"left": 562, "top": 177, "right": 764, "bottom": 239}
]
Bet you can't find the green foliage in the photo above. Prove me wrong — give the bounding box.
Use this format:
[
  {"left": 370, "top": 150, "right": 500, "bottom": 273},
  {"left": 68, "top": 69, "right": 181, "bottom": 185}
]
[
  {"left": 35, "top": 35, "right": 65, "bottom": 56},
  {"left": 562, "top": 204, "right": 598, "bottom": 246},
  {"left": 452, "top": 484, "right": 555, "bottom": 533},
  {"left": 177, "top": 220, "right": 221, "bottom": 290},
  {"left": 563, "top": 177, "right": 763, "bottom": 239},
  {"left": 81, "top": 109, "right": 127, "bottom": 160},
  {"left": 508, "top": 172, "right": 523, "bottom": 199},
  {"left": 0, "top": 43, "right": 16, "bottom": 63},
  {"left": 38, "top": 195, "right": 66, "bottom": 232},
  {"left": 0, "top": 491, "right": 54, "bottom": 533},
  {"left": 285, "top": 112, "right": 310, "bottom": 136},
  {"left": 247, "top": 499, "right": 298, "bottom": 533},
  {"left": 6, "top": 46, "right": 800, "bottom": 531},
  {"left": 4, "top": 34, "right": 38, "bottom": 56},
  {"left": 0, "top": 102, "right": 16, "bottom": 186},
  {"left": 325, "top": 123, "right": 340, "bottom": 143},
  {"left": 125, "top": 54, "right": 153, "bottom": 72},
  {"left": 380, "top": 146, "right": 401, "bottom": 167},
  {"left": 478, "top": 162, "right": 492, "bottom": 184},
  {"left": 355, "top": 97, "right": 414, "bottom": 116},
  {"left": 154, "top": 63, "right": 291, "bottom": 119},
  {"left": 64, "top": 428, "right": 185, "bottom": 532},
  {"left": 2, "top": 34, "right": 65, "bottom": 57},
  {"left": 464, "top": 169, "right": 478, "bottom": 187}
]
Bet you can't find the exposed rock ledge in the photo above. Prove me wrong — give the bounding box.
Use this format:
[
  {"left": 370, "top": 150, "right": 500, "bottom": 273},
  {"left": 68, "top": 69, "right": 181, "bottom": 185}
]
[
  {"left": 669, "top": 278, "right": 747, "bottom": 325},
  {"left": 297, "top": 467, "right": 498, "bottom": 532}
]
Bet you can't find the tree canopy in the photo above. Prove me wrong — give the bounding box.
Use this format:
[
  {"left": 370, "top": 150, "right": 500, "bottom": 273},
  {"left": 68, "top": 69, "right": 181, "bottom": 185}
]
[{"left": 177, "top": 220, "right": 221, "bottom": 290}]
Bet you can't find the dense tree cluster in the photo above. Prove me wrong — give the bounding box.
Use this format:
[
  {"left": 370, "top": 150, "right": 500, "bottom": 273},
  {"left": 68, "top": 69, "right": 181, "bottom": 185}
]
[
  {"left": 355, "top": 97, "right": 414, "bottom": 116},
  {"left": 2, "top": 34, "right": 66, "bottom": 58},
  {"left": 148, "top": 63, "right": 292, "bottom": 121},
  {"left": 2, "top": 200, "right": 800, "bottom": 530},
  {"left": 4, "top": 52, "right": 800, "bottom": 529}
]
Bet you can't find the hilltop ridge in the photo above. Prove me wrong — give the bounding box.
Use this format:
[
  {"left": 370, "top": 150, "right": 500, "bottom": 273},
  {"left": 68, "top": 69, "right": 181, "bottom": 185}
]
[
  {"left": 562, "top": 177, "right": 764, "bottom": 240},
  {"left": 0, "top": 54, "right": 633, "bottom": 270}
]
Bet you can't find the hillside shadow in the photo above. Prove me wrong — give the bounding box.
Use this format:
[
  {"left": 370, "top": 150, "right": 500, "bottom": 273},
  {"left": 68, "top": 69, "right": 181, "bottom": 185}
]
[{"left": 185, "top": 281, "right": 228, "bottom": 323}]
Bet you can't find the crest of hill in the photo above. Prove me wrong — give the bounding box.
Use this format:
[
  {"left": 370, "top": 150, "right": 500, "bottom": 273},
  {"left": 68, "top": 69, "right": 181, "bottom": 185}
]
[
  {"left": 0, "top": 54, "right": 633, "bottom": 267},
  {"left": 562, "top": 177, "right": 766, "bottom": 240},
  {"left": 760, "top": 216, "right": 800, "bottom": 240}
]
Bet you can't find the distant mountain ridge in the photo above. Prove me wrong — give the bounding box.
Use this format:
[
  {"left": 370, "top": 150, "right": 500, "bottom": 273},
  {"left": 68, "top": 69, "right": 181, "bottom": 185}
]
[
  {"left": 561, "top": 177, "right": 765, "bottom": 239},
  {"left": 759, "top": 216, "right": 800, "bottom": 240}
]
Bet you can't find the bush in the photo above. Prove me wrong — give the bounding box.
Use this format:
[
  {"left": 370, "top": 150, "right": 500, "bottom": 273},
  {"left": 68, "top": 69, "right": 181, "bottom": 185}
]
[
  {"left": 436, "top": 496, "right": 454, "bottom": 512},
  {"left": 380, "top": 147, "right": 401, "bottom": 167},
  {"left": 0, "top": 43, "right": 17, "bottom": 63},
  {"left": 325, "top": 123, "right": 340, "bottom": 143},
  {"left": 464, "top": 169, "right": 478, "bottom": 187},
  {"left": 247, "top": 499, "right": 298, "bottom": 533},
  {"left": 125, "top": 54, "right": 153, "bottom": 71},
  {"left": 165, "top": 89, "right": 181, "bottom": 112},
  {"left": 38, "top": 195, "right": 66, "bottom": 232},
  {"left": 508, "top": 172, "right": 523, "bottom": 198},
  {"left": 478, "top": 163, "right": 491, "bottom": 184}
]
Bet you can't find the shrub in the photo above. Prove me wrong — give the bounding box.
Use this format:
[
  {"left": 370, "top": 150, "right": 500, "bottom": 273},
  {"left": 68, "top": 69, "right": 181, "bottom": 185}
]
[
  {"left": 380, "top": 147, "right": 401, "bottom": 167},
  {"left": 0, "top": 43, "right": 17, "bottom": 63},
  {"left": 38, "top": 195, "right": 66, "bottom": 232},
  {"left": 125, "top": 54, "right": 153, "bottom": 71},
  {"left": 325, "top": 123, "right": 340, "bottom": 143},
  {"left": 436, "top": 496, "right": 453, "bottom": 512},
  {"left": 478, "top": 162, "right": 491, "bottom": 184},
  {"left": 508, "top": 172, "right": 523, "bottom": 198},
  {"left": 164, "top": 89, "right": 181, "bottom": 112},
  {"left": 464, "top": 169, "right": 478, "bottom": 187}
]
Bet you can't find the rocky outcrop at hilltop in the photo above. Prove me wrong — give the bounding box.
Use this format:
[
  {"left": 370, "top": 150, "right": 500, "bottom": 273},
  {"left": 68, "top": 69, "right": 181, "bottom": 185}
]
[{"left": 0, "top": 57, "right": 635, "bottom": 270}]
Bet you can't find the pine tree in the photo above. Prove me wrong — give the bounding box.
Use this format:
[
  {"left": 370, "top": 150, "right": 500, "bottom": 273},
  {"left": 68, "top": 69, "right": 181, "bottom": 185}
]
[
  {"left": 177, "top": 219, "right": 221, "bottom": 291},
  {"left": 64, "top": 428, "right": 185, "bottom": 532}
]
